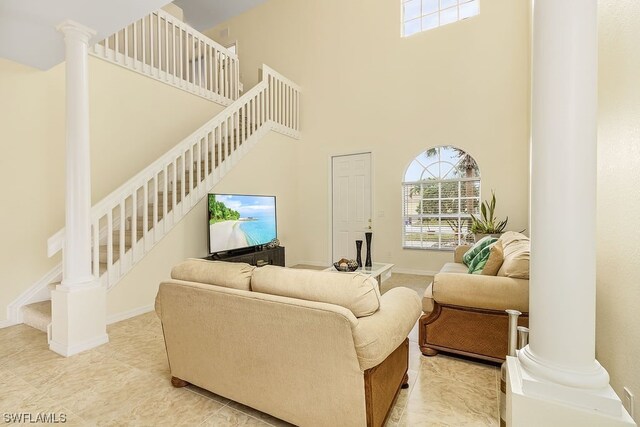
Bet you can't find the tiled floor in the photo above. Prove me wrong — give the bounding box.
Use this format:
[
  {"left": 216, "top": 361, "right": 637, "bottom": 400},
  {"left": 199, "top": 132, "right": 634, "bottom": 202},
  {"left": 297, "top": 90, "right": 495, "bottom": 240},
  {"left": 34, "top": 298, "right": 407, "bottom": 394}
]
[{"left": 0, "top": 273, "right": 499, "bottom": 426}]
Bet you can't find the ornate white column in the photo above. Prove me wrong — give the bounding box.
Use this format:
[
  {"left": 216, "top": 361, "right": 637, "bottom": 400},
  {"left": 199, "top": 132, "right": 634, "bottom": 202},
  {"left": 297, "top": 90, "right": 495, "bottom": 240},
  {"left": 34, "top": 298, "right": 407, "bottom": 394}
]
[
  {"left": 506, "top": 1, "right": 635, "bottom": 425},
  {"left": 50, "top": 20, "right": 108, "bottom": 357},
  {"left": 59, "top": 21, "right": 95, "bottom": 287}
]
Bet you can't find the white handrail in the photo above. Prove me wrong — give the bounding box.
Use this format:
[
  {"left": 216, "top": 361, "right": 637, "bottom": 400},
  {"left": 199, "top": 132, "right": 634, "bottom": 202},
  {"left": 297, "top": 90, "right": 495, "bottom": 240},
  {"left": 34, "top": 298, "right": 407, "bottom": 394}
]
[
  {"left": 47, "top": 65, "right": 301, "bottom": 291},
  {"left": 90, "top": 9, "right": 240, "bottom": 105}
]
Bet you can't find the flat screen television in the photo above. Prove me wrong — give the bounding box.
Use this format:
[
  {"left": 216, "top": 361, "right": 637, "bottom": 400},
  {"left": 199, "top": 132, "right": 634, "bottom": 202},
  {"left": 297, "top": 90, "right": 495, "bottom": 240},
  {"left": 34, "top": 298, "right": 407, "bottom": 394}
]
[{"left": 208, "top": 193, "right": 277, "bottom": 255}]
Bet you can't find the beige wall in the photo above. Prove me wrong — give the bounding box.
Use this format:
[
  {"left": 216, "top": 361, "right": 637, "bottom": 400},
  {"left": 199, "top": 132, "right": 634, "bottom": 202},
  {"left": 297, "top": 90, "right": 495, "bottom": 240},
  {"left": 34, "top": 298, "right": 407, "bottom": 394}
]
[
  {"left": 206, "top": 0, "right": 531, "bottom": 273},
  {"left": 0, "top": 55, "right": 223, "bottom": 323},
  {"left": 597, "top": 0, "right": 640, "bottom": 418}
]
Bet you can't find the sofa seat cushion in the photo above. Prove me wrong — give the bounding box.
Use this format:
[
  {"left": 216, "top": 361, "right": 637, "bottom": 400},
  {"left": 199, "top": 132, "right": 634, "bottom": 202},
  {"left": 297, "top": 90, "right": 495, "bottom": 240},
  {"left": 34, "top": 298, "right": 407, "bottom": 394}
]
[
  {"left": 252, "top": 266, "right": 381, "bottom": 317},
  {"left": 171, "top": 259, "right": 255, "bottom": 291},
  {"left": 497, "top": 231, "right": 530, "bottom": 279},
  {"left": 432, "top": 272, "right": 529, "bottom": 312},
  {"left": 439, "top": 262, "right": 469, "bottom": 274}
]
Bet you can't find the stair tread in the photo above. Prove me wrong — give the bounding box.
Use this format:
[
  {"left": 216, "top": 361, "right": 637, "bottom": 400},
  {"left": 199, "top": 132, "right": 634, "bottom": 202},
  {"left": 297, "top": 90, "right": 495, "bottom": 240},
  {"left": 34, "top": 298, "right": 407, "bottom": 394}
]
[{"left": 22, "top": 300, "right": 51, "bottom": 333}]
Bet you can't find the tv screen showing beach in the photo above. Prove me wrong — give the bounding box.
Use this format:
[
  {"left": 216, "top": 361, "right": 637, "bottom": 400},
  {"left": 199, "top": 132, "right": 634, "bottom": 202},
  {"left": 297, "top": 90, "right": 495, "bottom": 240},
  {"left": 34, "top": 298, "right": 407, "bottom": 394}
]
[{"left": 208, "top": 194, "right": 277, "bottom": 254}]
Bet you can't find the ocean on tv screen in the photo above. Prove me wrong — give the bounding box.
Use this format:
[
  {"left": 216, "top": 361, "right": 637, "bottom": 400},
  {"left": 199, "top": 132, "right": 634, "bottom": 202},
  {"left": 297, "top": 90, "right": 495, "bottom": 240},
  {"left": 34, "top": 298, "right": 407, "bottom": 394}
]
[{"left": 208, "top": 194, "right": 276, "bottom": 253}]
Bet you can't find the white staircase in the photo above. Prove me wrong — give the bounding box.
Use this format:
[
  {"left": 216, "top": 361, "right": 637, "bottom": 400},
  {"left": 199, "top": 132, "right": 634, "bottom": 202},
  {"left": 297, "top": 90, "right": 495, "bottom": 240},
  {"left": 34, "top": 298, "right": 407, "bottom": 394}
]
[
  {"left": 91, "top": 9, "right": 241, "bottom": 105},
  {"left": 16, "top": 10, "right": 301, "bottom": 332}
]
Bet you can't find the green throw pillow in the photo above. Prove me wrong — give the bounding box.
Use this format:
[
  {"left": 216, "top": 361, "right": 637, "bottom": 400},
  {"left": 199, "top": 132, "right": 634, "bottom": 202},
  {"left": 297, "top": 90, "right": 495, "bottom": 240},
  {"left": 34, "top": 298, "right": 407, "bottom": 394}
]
[
  {"left": 468, "top": 243, "right": 495, "bottom": 274},
  {"left": 462, "top": 236, "right": 498, "bottom": 266}
]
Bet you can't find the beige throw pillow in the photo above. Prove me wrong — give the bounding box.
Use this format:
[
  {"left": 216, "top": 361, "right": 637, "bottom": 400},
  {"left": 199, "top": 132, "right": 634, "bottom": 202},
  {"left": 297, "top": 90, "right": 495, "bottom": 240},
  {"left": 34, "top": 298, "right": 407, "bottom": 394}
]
[
  {"left": 481, "top": 240, "right": 504, "bottom": 276},
  {"left": 497, "top": 231, "right": 530, "bottom": 279}
]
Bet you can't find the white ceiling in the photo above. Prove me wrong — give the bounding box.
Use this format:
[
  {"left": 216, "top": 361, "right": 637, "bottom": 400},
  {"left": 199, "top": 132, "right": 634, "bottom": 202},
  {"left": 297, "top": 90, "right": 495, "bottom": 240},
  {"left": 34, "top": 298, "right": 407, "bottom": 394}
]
[
  {"left": 173, "top": 0, "right": 268, "bottom": 32},
  {"left": 0, "top": 0, "right": 172, "bottom": 70}
]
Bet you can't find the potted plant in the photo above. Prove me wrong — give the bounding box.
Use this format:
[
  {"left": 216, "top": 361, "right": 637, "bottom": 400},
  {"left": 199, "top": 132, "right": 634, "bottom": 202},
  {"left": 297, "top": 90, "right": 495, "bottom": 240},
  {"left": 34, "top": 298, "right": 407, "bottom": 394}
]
[{"left": 470, "top": 191, "right": 508, "bottom": 241}]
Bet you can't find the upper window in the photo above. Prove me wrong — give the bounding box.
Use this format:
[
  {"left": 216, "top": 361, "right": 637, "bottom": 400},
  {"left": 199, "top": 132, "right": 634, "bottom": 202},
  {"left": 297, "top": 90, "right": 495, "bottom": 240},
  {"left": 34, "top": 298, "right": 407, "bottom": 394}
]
[
  {"left": 402, "top": 0, "right": 480, "bottom": 37},
  {"left": 402, "top": 146, "right": 480, "bottom": 250}
]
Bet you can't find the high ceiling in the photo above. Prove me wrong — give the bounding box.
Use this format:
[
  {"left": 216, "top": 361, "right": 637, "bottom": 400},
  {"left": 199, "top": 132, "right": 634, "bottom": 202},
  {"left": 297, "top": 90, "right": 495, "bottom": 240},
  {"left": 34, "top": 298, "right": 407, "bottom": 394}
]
[
  {"left": 173, "top": 0, "right": 268, "bottom": 32},
  {"left": 0, "top": 0, "right": 172, "bottom": 70}
]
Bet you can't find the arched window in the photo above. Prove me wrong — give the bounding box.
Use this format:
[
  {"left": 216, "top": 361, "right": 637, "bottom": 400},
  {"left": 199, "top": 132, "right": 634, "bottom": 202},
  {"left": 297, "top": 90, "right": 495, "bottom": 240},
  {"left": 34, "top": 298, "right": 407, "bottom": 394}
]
[{"left": 402, "top": 146, "right": 480, "bottom": 250}]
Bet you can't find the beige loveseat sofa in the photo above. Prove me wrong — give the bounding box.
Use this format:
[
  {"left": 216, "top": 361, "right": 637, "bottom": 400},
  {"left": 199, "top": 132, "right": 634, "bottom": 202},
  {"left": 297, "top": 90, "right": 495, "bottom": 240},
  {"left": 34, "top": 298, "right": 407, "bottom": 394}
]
[
  {"left": 419, "top": 231, "right": 530, "bottom": 363},
  {"left": 155, "top": 260, "right": 421, "bottom": 427}
]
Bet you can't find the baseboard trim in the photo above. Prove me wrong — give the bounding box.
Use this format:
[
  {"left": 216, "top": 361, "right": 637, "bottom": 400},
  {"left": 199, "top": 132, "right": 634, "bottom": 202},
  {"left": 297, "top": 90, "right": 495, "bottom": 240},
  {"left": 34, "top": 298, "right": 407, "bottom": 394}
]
[
  {"left": 0, "top": 319, "right": 17, "bottom": 329},
  {"left": 107, "top": 304, "right": 155, "bottom": 325},
  {"left": 49, "top": 333, "right": 109, "bottom": 357}
]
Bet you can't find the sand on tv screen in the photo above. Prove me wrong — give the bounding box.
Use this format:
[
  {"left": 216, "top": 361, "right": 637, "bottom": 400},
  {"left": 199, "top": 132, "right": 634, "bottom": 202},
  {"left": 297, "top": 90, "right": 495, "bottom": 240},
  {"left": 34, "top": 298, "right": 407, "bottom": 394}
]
[{"left": 208, "top": 194, "right": 277, "bottom": 254}]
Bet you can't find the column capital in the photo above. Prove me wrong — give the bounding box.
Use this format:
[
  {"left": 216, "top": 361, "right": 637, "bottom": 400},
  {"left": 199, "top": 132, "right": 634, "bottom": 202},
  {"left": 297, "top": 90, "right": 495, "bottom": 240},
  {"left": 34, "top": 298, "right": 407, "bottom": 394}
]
[{"left": 56, "top": 20, "right": 96, "bottom": 44}]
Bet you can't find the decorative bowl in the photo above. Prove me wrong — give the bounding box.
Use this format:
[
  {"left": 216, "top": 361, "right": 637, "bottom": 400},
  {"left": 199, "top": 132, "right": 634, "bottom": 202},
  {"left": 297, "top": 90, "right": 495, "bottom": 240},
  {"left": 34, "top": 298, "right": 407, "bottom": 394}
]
[{"left": 333, "top": 259, "right": 359, "bottom": 272}]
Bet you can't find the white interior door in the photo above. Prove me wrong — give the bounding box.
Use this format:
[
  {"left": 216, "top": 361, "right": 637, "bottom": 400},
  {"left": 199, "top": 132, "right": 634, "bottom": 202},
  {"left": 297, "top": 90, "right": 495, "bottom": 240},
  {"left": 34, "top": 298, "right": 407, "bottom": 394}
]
[{"left": 332, "top": 153, "right": 372, "bottom": 261}]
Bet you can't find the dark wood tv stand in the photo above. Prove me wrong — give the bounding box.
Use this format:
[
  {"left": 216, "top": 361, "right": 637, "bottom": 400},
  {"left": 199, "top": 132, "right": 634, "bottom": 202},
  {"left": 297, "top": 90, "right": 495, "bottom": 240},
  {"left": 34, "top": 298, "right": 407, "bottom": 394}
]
[{"left": 204, "top": 246, "right": 285, "bottom": 267}]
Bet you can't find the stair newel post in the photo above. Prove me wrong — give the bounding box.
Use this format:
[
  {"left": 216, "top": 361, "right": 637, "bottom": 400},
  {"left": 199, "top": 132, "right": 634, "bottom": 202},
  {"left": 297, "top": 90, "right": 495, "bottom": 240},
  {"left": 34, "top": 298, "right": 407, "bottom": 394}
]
[{"left": 50, "top": 20, "right": 108, "bottom": 357}]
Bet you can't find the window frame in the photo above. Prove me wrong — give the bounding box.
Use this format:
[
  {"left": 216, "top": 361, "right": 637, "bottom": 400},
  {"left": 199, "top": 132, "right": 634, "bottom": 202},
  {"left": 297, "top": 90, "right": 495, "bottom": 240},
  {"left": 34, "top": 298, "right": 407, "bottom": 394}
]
[
  {"left": 402, "top": 146, "right": 481, "bottom": 251},
  {"left": 401, "top": 0, "right": 480, "bottom": 37}
]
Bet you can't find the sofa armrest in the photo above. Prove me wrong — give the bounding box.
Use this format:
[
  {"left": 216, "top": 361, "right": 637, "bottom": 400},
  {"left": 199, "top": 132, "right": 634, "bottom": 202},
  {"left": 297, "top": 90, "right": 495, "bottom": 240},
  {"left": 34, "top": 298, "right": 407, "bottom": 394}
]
[
  {"left": 454, "top": 245, "right": 472, "bottom": 263},
  {"left": 433, "top": 273, "right": 529, "bottom": 313},
  {"left": 352, "top": 287, "right": 421, "bottom": 370}
]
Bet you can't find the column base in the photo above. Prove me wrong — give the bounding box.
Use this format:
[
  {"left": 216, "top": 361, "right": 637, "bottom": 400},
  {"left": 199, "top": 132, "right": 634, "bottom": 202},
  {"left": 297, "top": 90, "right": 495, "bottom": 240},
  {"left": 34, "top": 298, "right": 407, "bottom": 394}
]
[
  {"left": 506, "top": 356, "right": 636, "bottom": 427},
  {"left": 50, "top": 281, "right": 109, "bottom": 357}
]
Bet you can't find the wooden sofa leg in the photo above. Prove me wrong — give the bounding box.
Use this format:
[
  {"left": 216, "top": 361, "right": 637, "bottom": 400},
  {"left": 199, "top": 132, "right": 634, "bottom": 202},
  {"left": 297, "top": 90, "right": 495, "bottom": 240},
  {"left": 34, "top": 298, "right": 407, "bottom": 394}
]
[
  {"left": 420, "top": 346, "right": 438, "bottom": 357},
  {"left": 171, "top": 376, "right": 189, "bottom": 388},
  {"left": 401, "top": 373, "right": 409, "bottom": 389}
]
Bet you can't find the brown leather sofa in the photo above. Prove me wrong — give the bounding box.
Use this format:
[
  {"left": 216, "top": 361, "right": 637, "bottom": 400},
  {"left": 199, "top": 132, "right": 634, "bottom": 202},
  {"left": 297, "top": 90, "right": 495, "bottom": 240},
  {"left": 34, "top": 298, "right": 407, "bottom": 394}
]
[
  {"left": 156, "top": 260, "right": 421, "bottom": 427},
  {"left": 419, "top": 232, "right": 530, "bottom": 363}
]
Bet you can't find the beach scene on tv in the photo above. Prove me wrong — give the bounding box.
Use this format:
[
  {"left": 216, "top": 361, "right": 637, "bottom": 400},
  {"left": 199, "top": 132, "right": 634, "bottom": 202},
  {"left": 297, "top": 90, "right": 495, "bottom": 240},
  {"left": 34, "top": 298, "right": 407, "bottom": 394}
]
[{"left": 208, "top": 194, "right": 277, "bottom": 253}]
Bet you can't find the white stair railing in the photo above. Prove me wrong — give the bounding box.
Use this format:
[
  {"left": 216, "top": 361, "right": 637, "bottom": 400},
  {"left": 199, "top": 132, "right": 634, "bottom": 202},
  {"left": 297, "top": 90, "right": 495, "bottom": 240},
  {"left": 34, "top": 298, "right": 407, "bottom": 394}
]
[
  {"left": 47, "top": 65, "right": 300, "bottom": 290},
  {"left": 91, "top": 9, "right": 240, "bottom": 105}
]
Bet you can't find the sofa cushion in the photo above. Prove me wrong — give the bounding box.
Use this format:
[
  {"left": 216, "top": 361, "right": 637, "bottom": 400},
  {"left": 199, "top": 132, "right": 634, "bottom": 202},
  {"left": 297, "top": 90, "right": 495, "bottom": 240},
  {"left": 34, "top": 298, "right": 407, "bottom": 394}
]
[
  {"left": 251, "top": 266, "right": 381, "bottom": 317},
  {"left": 432, "top": 272, "right": 529, "bottom": 312},
  {"left": 497, "top": 231, "right": 530, "bottom": 279},
  {"left": 171, "top": 259, "right": 255, "bottom": 291},
  {"left": 440, "top": 262, "right": 469, "bottom": 274},
  {"left": 481, "top": 240, "right": 504, "bottom": 276},
  {"left": 462, "top": 236, "right": 498, "bottom": 266}
]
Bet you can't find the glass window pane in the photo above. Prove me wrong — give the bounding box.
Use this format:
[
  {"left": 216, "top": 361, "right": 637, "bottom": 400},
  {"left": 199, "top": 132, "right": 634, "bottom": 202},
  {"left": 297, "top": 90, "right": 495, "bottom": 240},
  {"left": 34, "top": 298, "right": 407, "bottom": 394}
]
[
  {"left": 440, "top": 7, "right": 458, "bottom": 25},
  {"left": 460, "top": 198, "right": 480, "bottom": 215},
  {"left": 460, "top": 0, "right": 480, "bottom": 19},
  {"left": 422, "top": 0, "right": 439, "bottom": 14},
  {"left": 404, "top": 0, "right": 422, "bottom": 21},
  {"left": 441, "top": 199, "right": 459, "bottom": 214},
  {"left": 421, "top": 13, "right": 439, "bottom": 30},
  {"left": 460, "top": 180, "right": 480, "bottom": 197},
  {"left": 441, "top": 181, "right": 459, "bottom": 198},
  {"left": 440, "top": 0, "right": 458, "bottom": 9},
  {"left": 404, "top": 160, "right": 423, "bottom": 181},
  {"left": 424, "top": 163, "right": 440, "bottom": 180},
  {"left": 421, "top": 182, "right": 439, "bottom": 199},
  {"left": 420, "top": 199, "right": 440, "bottom": 214},
  {"left": 403, "top": 18, "right": 421, "bottom": 36}
]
